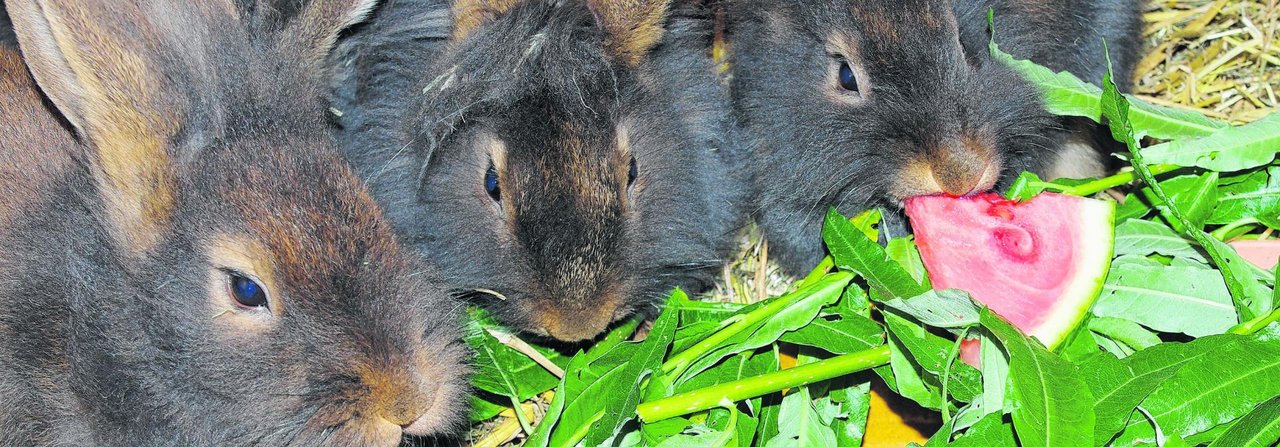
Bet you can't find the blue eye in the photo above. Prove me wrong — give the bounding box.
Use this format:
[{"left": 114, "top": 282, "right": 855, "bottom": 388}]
[
  {"left": 229, "top": 273, "right": 267, "bottom": 308},
  {"left": 484, "top": 163, "right": 501, "bottom": 202},
  {"left": 838, "top": 61, "right": 858, "bottom": 92}
]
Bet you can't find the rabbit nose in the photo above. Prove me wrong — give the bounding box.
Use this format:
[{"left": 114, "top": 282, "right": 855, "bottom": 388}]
[{"left": 929, "top": 159, "right": 998, "bottom": 196}]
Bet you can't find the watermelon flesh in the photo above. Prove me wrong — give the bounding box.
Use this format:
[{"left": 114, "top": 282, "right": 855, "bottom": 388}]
[{"left": 904, "top": 193, "right": 1115, "bottom": 364}]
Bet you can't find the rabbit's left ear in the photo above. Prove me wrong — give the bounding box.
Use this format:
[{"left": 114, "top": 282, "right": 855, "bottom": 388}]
[
  {"left": 7, "top": 0, "right": 194, "bottom": 255},
  {"left": 587, "top": 0, "right": 672, "bottom": 66}
]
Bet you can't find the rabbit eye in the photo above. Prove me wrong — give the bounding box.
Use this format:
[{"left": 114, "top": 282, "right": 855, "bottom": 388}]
[
  {"left": 484, "top": 162, "right": 501, "bottom": 202},
  {"left": 627, "top": 157, "right": 638, "bottom": 186},
  {"left": 228, "top": 273, "right": 268, "bottom": 308},
  {"left": 838, "top": 61, "right": 859, "bottom": 92}
]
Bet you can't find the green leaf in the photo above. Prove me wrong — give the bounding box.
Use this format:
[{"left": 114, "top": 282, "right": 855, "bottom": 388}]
[
  {"left": 989, "top": 16, "right": 1227, "bottom": 140},
  {"left": 980, "top": 309, "right": 1095, "bottom": 447},
  {"left": 946, "top": 412, "right": 1018, "bottom": 447},
  {"left": 1078, "top": 336, "right": 1231, "bottom": 446},
  {"left": 676, "top": 273, "right": 853, "bottom": 383},
  {"left": 1210, "top": 167, "right": 1280, "bottom": 228},
  {"left": 1143, "top": 112, "right": 1280, "bottom": 172},
  {"left": 824, "top": 208, "right": 929, "bottom": 299},
  {"left": 1087, "top": 316, "right": 1162, "bottom": 352},
  {"left": 654, "top": 408, "right": 742, "bottom": 447},
  {"left": 1113, "top": 335, "right": 1280, "bottom": 444},
  {"left": 824, "top": 377, "right": 872, "bottom": 446},
  {"left": 881, "top": 289, "right": 982, "bottom": 330},
  {"left": 1099, "top": 58, "right": 1261, "bottom": 323},
  {"left": 582, "top": 304, "right": 679, "bottom": 446},
  {"left": 778, "top": 306, "right": 884, "bottom": 355},
  {"left": 1207, "top": 396, "right": 1280, "bottom": 447},
  {"left": 1093, "top": 263, "right": 1237, "bottom": 337},
  {"left": 763, "top": 385, "right": 837, "bottom": 446},
  {"left": 1159, "top": 172, "right": 1221, "bottom": 232},
  {"left": 1113, "top": 219, "right": 1208, "bottom": 263},
  {"left": 887, "top": 236, "right": 932, "bottom": 287},
  {"left": 881, "top": 312, "right": 983, "bottom": 404}
]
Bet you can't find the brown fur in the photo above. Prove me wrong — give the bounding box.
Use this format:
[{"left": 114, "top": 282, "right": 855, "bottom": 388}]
[
  {"left": 0, "top": 48, "right": 74, "bottom": 231},
  {"left": 9, "top": 0, "right": 184, "bottom": 255},
  {"left": 588, "top": 0, "right": 672, "bottom": 66},
  {"left": 451, "top": 0, "right": 524, "bottom": 40}
]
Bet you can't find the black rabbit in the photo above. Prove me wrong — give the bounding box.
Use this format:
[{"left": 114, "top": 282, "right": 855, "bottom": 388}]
[
  {"left": 0, "top": 0, "right": 468, "bottom": 444},
  {"left": 727, "top": 0, "right": 1143, "bottom": 274},
  {"left": 332, "top": 0, "right": 745, "bottom": 341}
]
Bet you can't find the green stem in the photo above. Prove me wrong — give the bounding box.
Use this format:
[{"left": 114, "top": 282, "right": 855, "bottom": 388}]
[
  {"left": 1210, "top": 217, "right": 1261, "bottom": 241},
  {"left": 561, "top": 410, "right": 603, "bottom": 447},
  {"left": 637, "top": 345, "right": 892, "bottom": 423},
  {"left": 1229, "top": 307, "right": 1280, "bottom": 335},
  {"left": 508, "top": 396, "right": 534, "bottom": 435},
  {"left": 1058, "top": 164, "right": 1181, "bottom": 197},
  {"left": 661, "top": 272, "right": 853, "bottom": 378},
  {"left": 798, "top": 256, "right": 834, "bottom": 289}
]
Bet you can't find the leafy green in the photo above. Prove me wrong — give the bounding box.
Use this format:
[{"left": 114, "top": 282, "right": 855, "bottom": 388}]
[
  {"left": 1207, "top": 396, "right": 1280, "bottom": 447},
  {"left": 1144, "top": 113, "right": 1280, "bottom": 172},
  {"left": 981, "top": 309, "right": 1096, "bottom": 447},
  {"left": 1093, "top": 263, "right": 1237, "bottom": 337}
]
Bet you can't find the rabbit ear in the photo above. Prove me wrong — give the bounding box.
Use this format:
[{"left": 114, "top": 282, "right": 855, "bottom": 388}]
[
  {"left": 278, "top": 0, "right": 378, "bottom": 69},
  {"left": 587, "top": 0, "right": 672, "bottom": 66},
  {"left": 6, "top": 0, "right": 196, "bottom": 255},
  {"left": 450, "top": 0, "right": 522, "bottom": 40}
]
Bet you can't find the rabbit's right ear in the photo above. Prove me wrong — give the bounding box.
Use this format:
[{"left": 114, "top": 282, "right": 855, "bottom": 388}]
[
  {"left": 5, "top": 0, "right": 201, "bottom": 255},
  {"left": 451, "top": 0, "right": 523, "bottom": 40}
]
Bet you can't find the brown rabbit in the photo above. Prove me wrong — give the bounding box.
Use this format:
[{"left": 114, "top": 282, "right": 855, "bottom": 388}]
[{"left": 0, "top": 0, "right": 468, "bottom": 445}]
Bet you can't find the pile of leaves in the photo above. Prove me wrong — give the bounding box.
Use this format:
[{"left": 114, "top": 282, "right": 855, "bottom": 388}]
[{"left": 459, "top": 23, "right": 1280, "bottom": 447}]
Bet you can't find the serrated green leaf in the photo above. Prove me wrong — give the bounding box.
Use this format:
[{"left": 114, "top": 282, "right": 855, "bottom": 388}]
[
  {"left": 763, "top": 385, "right": 837, "bottom": 446},
  {"left": 1113, "top": 219, "right": 1208, "bottom": 263},
  {"left": 1094, "top": 263, "right": 1237, "bottom": 337},
  {"left": 1143, "top": 113, "right": 1280, "bottom": 172},
  {"left": 1099, "top": 60, "right": 1262, "bottom": 324},
  {"left": 946, "top": 412, "right": 1018, "bottom": 447},
  {"left": 1113, "top": 336, "right": 1280, "bottom": 445},
  {"left": 1088, "top": 316, "right": 1162, "bottom": 352},
  {"left": 677, "top": 273, "right": 852, "bottom": 383},
  {"left": 989, "top": 19, "right": 1226, "bottom": 140},
  {"left": 778, "top": 306, "right": 884, "bottom": 355},
  {"left": 580, "top": 302, "right": 679, "bottom": 446},
  {"left": 824, "top": 208, "right": 929, "bottom": 299},
  {"left": 881, "top": 312, "right": 982, "bottom": 404},
  {"left": 981, "top": 309, "right": 1095, "bottom": 447},
  {"left": 881, "top": 289, "right": 982, "bottom": 330},
  {"left": 1078, "top": 335, "right": 1234, "bottom": 446},
  {"left": 1210, "top": 168, "right": 1280, "bottom": 228},
  {"left": 887, "top": 236, "right": 932, "bottom": 287},
  {"left": 1207, "top": 396, "right": 1280, "bottom": 447}
]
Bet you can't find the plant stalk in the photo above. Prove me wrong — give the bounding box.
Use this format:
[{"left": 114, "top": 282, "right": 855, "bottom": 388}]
[
  {"left": 637, "top": 345, "right": 892, "bottom": 423},
  {"left": 1053, "top": 164, "right": 1182, "bottom": 197}
]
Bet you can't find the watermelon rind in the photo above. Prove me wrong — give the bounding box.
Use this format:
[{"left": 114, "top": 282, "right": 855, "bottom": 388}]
[{"left": 1034, "top": 198, "right": 1115, "bottom": 349}]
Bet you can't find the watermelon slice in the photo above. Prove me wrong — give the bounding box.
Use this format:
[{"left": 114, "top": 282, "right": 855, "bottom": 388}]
[{"left": 904, "top": 192, "right": 1115, "bottom": 362}]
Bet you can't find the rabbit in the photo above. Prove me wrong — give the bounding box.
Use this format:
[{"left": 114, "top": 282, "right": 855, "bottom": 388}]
[
  {"left": 726, "top": 0, "right": 1143, "bottom": 274},
  {"left": 0, "top": 0, "right": 469, "bottom": 445},
  {"left": 331, "top": 0, "right": 746, "bottom": 342}
]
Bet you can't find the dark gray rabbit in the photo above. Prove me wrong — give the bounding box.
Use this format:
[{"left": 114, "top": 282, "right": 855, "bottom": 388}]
[
  {"left": 727, "top": 0, "right": 1143, "bottom": 274},
  {"left": 333, "top": 0, "right": 745, "bottom": 341},
  {"left": 0, "top": 0, "right": 468, "bottom": 445}
]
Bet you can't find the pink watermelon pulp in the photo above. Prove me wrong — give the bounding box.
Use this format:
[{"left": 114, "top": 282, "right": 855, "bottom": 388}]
[{"left": 904, "top": 192, "right": 1115, "bottom": 363}]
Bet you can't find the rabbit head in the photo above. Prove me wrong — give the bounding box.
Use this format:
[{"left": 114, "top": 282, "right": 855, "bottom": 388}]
[
  {"left": 336, "top": 0, "right": 744, "bottom": 342},
  {"left": 0, "top": 0, "right": 468, "bottom": 444},
  {"left": 728, "top": 0, "right": 1139, "bottom": 273}
]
